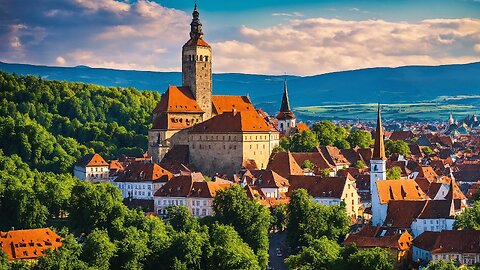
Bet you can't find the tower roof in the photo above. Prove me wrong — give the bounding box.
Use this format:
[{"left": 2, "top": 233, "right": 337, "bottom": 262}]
[
  {"left": 373, "top": 103, "right": 386, "bottom": 160},
  {"left": 190, "top": 4, "right": 203, "bottom": 40},
  {"left": 276, "top": 78, "right": 295, "bottom": 120}
]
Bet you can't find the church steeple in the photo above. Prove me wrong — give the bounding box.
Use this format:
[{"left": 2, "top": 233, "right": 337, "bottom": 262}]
[
  {"left": 190, "top": 3, "right": 203, "bottom": 40},
  {"left": 280, "top": 78, "right": 292, "bottom": 113},
  {"left": 373, "top": 103, "right": 386, "bottom": 160}
]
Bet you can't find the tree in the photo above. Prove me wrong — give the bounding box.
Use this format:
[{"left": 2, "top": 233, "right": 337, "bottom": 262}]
[
  {"left": 287, "top": 189, "right": 349, "bottom": 251},
  {"left": 0, "top": 251, "right": 9, "bottom": 270},
  {"left": 286, "top": 236, "right": 341, "bottom": 270},
  {"left": 81, "top": 229, "right": 116, "bottom": 270},
  {"left": 347, "top": 130, "right": 374, "bottom": 148},
  {"left": 290, "top": 130, "right": 319, "bottom": 152},
  {"left": 167, "top": 206, "right": 200, "bottom": 233},
  {"left": 356, "top": 160, "right": 366, "bottom": 169},
  {"left": 272, "top": 204, "right": 288, "bottom": 232},
  {"left": 279, "top": 136, "right": 291, "bottom": 151},
  {"left": 347, "top": 247, "right": 394, "bottom": 270},
  {"left": 454, "top": 201, "right": 480, "bottom": 230},
  {"left": 302, "top": 160, "right": 315, "bottom": 170},
  {"left": 311, "top": 121, "right": 347, "bottom": 147},
  {"left": 213, "top": 186, "right": 271, "bottom": 269},
  {"left": 166, "top": 229, "right": 207, "bottom": 270},
  {"left": 206, "top": 223, "right": 260, "bottom": 270},
  {"left": 321, "top": 168, "right": 331, "bottom": 177},
  {"left": 422, "top": 146, "right": 434, "bottom": 157},
  {"left": 385, "top": 140, "right": 411, "bottom": 156},
  {"left": 34, "top": 234, "right": 88, "bottom": 270},
  {"left": 112, "top": 226, "right": 150, "bottom": 270},
  {"left": 386, "top": 167, "right": 402, "bottom": 180},
  {"left": 427, "top": 260, "right": 459, "bottom": 270}
]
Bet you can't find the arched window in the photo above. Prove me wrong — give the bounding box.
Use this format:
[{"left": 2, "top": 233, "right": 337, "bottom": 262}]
[
  {"left": 205, "top": 56, "right": 209, "bottom": 61},
  {"left": 200, "top": 55, "right": 204, "bottom": 61}
]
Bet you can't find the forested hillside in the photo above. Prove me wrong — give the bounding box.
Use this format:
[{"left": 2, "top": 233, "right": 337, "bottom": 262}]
[{"left": 0, "top": 71, "right": 160, "bottom": 173}]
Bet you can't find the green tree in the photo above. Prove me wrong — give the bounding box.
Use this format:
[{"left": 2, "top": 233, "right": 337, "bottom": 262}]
[
  {"left": 167, "top": 206, "right": 200, "bottom": 233},
  {"left": 347, "top": 247, "right": 394, "bottom": 270},
  {"left": 422, "top": 146, "right": 435, "bottom": 157},
  {"left": 112, "top": 226, "right": 150, "bottom": 270},
  {"left": 311, "top": 121, "right": 347, "bottom": 147},
  {"left": 356, "top": 160, "right": 366, "bottom": 169},
  {"left": 302, "top": 160, "right": 315, "bottom": 170},
  {"left": 0, "top": 250, "right": 9, "bottom": 270},
  {"left": 81, "top": 229, "right": 116, "bottom": 270},
  {"left": 34, "top": 234, "right": 88, "bottom": 270},
  {"left": 347, "top": 130, "right": 374, "bottom": 148},
  {"left": 454, "top": 201, "right": 480, "bottom": 230},
  {"left": 287, "top": 189, "right": 349, "bottom": 251},
  {"left": 386, "top": 167, "right": 402, "bottom": 180},
  {"left": 385, "top": 140, "right": 411, "bottom": 156},
  {"left": 286, "top": 236, "right": 341, "bottom": 270},
  {"left": 206, "top": 223, "right": 260, "bottom": 270},
  {"left": 213, "top": 186, "right": 271, "bottom": 269},
  {"left": 272, "top": 204, "right": 288, "bottom": 232},
  {"left": 427, "top": 260, "right": 459, "bottom": 270},
  {"left": 279, "top": 136, "right": 291, "bottom": 151},
  {"left": 290, "top": 130, "right": 319, "bottom": 152}
]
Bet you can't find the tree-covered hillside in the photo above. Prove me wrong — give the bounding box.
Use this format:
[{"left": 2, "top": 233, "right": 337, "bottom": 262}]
[{"left": 0, "top": 71, "right": 160, "bottom": 173}]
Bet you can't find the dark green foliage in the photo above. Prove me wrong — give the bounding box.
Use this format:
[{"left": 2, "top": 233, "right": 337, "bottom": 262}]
[
  {"left": 286, "top": 236, "right": 341, "bottom": 270},
  {"left": 427, "top": 260, "right": 459, "bottom": 270},
  {"left": 385, "top": 139, "right": 411, "bottom": 156},
  {"left": 302, "top": 160, "right": 315, "bottom": 170},
  {"left": 287, "top": 189, "right": 349, "bottom": 251},
  {"left": 454, "top": 201, "right": 480, "bottom": 230},
  {"left": 290, "top": 130, "right": 319, "bottom": 152},
  {"left": 81, "top": 229, "right": 116, "bottom": 270},
  {"left": 272, "top": 203, "right": 288, "bottom": 232},
  {"left": 212, "top": 185, "right": 271, "bottom": 269},
  {"left": 311, "top": 121, "right": 349, "bottom": 149},
  {"left": 0, "top": 71, "right": 160, "bottom": 173},
  {"left": 346, "top": 247, "right": 394, "bottom": 270},
  {"left": 386, "top": 166, "right": 402, "bottom": 180},
  {"left": 422, "top": 146, "right": 435, "bottom": 156},
  {"left": 347, "top": 130, "right": 374, "bottom": 148}
]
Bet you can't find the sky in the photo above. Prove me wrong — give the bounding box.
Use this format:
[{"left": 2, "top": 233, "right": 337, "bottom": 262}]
[{"left": 1, "top": 0, "right": 480, "bottom": 75}]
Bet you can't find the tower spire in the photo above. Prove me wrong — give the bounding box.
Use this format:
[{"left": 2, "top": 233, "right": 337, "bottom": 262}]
[
  {"left": 190, "top": 3, "right": 203, "bottom": 39},
  {"left": 280, "top": 75, "right": 291, "bottom": 112},
  {"left": 373, "top": 102, "right": 386, "bottom": 160}
]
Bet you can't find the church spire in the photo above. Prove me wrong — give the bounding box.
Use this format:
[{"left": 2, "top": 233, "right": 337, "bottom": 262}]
[
  {"left": 373, "top": 102, "right": 386, "bottom": 160},
  {"left": 190, "top": 3, "right": 203, "bottom": 40},
  {"left": 280, "top": 77, "right": 292, "bottom": 113}
]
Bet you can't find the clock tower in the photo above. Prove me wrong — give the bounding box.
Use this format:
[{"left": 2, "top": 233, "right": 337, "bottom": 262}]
[{"left": 371, "top": 103, "right": 387, "bottom": 225}]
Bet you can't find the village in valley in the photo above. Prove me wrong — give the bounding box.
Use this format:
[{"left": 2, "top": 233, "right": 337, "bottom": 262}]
[{"left": 1, "top": 3, "right": 480, "bottom": 270}]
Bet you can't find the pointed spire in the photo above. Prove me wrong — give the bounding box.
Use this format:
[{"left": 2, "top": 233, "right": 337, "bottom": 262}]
[
  {"left": 280, "top": 76, "right": 292, "bottom": 112},
  {"left": 448, "top": 170, "right": 456, "bottom": 216},
  {"left": 373, "top": 102, "right": 386, "bottom": 160},
  {"left": 190, "top": 3, "right": 203, "bottom": 39}
]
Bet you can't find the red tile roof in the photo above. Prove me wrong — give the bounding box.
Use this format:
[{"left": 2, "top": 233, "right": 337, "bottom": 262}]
[
  {"left": 288, "top": 174, "right": 354, "bottom": 198},
  {"left": 296, "top": 123, "right": 309, "bottom": 132},
  {"left": 266, "top": 151, "right": 303, "bottom": 179},
  {"left": 414, "top": 230, "right": 480, "bottom": 254},
  {"left": 190, "top": 110, "right": 276, "bottom": 133},
  {"left": 344, "top": 225, "right": 412, "bottom": 251},
  {"left": 183, "top": 38, "right": 210, "bottom": 47},
  {"left": 249, "top": 169, "right": 290, "bottom": 189},
  {"left": 212, "top": 95, "right": 254, "bottom": 115},
  {"left": 0, "top": 228, "right": 62, "bottom": 260},
  {"left": 75, "top": 153, "right": 108, "bottom": 167},
  {"left": 114, "top": 162, "right": 172, "bottom": 183},
  {"left": 389, "top": 131, "right": 415, "bottom": 141},
  {"left": 384, "top": 200, "right": 454, "bottom": 228},
  {"left": 376, "top": 180, "right": 427, "bottom": 204},
  {"left": 154, "top": 173, "right": 233, "bottom": 198},
  {"left": 153, "top": 86, "right": 203, "bottom": 114}
]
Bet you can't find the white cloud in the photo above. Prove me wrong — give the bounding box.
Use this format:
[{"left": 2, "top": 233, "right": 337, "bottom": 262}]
[
  {"left": 73, "top": 0, "right": 130, "bottom": 13},
  {"left": 272, "top": 12, "right": 304, "bottom": 17},
  {"left": 211, "top": 17, "right": 480, "bottom": 75}
]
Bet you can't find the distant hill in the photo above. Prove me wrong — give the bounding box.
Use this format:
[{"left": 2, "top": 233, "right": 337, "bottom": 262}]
[{"left": 1, "top": 61, "right": 479, "bottom": 119}]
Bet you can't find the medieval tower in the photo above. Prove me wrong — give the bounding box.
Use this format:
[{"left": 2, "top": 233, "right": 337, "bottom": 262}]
[
  {"left": 370, "top": 103, "right": 387, "bottom": 226},
  {"left": 182, "top": 4, "right": 213, "bottom": 120}
]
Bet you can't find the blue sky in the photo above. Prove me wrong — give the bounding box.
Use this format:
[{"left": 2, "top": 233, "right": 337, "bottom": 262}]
[{"left": 1, "top": 0, "right": 479, "bottom": 75}]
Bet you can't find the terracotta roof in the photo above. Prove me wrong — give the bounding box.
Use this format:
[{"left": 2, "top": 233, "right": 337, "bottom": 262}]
[
  {"left": 250, "top": 169, "right": 290, "bottom": 189},
  {"left": 376, "top": 180, "right": 427, "bottom": 204},
  {"left": 373, "top": 104, "right": 386, "bottom": 160},
  {"left": 0, "top": 228, "right": 62, "bottom": 260},
  {"left": 384, "top": 200, "right": 454, "bottom": 228},
  {"left": 357, "top": 148, "right": 373, "bottom": 164},
  {"left": 296, "top": 123, "right": 309, "bottom": 132},
  {"left": 153, "top": 86, "right": 203, "bottom": 114},
  {"left": 114, "top": 162, "right": 172, "bottom": 183},
  {"left": 276, "top": 111, "right": 295, "bottom": 120},
  {"left": 183, "top": 37, "right": 210, "bottom": 47},
  {"left": 389, "top": 130, "right": 415, "bottom": 141},
  {"left": 266, "top": 151, "right": 303, "bottom": 179},
  {"left": 318, "top": 146, "right": 350, "bottom": 166},
  {"left": 154, "top": 173, "right": 233, "bottom": 198},
  {"left": 288, "top": 174, "right": 353, "bottom": 198},
  {"left": 212, "top": 95, "right": 254, "bottom": 115},
  {"left": 344, "top": 225, "right": 412, "bottom": 250},
  {"left": 190, "top": 110, "right": 276, "bottom": 133},
  {"left": 290, "top": 149, "right": 334, "bottom": 174},
  {"left": 75, "top": 153, "right": 108, "bottom": 167},
  {"left": 414, "top": 230, "right": 480, "bottom": 254},
  {"left": 416, "top": 166, "right": 439, "bottom": 182},
  {"left": 159, "top": 145, "right": 196, "bottom": 174},
  {"left": 409, "top": 144, "right": 424, "bottom": 157},
  {"left": 242, "top": 159, "right": 259, "bottom": 171},
  {"left": 109, "top": 159, "right": 124, "bottom": 172}
]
